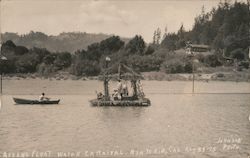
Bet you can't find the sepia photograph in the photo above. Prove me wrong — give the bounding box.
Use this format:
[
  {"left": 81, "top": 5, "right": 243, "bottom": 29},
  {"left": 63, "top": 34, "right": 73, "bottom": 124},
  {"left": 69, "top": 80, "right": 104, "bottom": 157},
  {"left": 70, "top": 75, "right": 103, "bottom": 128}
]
[{"left": 0, "top": 0, "right": 250, "bottom": 157}]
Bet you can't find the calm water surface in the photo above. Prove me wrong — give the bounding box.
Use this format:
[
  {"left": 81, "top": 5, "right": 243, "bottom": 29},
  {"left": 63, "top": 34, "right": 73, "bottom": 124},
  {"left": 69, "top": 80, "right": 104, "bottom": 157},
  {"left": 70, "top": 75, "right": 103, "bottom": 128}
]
[{"left": 0, "top": 80, "right": 250, "bottom": 158}]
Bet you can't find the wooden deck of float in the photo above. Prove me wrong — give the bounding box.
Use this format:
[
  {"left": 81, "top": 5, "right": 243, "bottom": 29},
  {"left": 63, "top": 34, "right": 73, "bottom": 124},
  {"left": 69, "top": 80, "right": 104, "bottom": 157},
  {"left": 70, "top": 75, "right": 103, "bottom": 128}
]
[{"left": 90, "top": 98, "right": 150, "bottom": 106}]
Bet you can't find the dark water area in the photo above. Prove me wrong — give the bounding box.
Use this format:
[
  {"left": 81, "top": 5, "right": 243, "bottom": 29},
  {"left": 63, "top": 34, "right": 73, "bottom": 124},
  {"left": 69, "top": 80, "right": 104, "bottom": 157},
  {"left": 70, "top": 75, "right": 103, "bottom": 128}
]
[{"left": 0, "top": 80, "right": 250, "bottom": 158}]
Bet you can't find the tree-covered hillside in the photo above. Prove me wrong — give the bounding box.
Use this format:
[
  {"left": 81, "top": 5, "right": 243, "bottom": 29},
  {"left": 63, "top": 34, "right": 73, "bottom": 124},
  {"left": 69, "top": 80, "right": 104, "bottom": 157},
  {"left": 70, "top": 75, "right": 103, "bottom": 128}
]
[
  {"left": 0, "top": 1, "right": 249, "bottom": 76},
  {"left": 1, "top": 31, "right": 129, "bottom": 53},
  {"left": 161, "top": 1, "right": 249, "bottom": 58}
]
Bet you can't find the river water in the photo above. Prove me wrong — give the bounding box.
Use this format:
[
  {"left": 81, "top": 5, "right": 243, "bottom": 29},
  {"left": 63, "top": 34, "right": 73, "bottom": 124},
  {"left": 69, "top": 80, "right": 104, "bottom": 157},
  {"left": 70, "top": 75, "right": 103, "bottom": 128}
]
[{"left": 0, "top": 79, "right": 250, "bottom": 158}]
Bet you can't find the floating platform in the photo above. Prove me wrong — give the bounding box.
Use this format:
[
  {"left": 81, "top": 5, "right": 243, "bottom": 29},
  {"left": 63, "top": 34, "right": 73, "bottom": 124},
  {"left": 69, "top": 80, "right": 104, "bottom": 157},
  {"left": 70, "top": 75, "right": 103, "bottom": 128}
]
[{"left": 90, "top": 98, "right": 151, "bottom": 106}]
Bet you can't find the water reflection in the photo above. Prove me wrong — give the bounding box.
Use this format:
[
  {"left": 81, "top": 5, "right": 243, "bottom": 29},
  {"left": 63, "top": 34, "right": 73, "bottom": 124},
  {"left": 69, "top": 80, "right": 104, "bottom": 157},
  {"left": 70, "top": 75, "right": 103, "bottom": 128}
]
[{"left": 99, "top": 106, "right": 146, "bottom": 120}]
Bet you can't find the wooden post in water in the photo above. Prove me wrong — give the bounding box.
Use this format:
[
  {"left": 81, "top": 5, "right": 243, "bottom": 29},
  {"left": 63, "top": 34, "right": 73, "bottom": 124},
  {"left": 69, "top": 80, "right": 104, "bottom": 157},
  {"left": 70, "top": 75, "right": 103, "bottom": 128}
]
[
  {"left": 192, "top": 60, "right": 195, "bottom": 94},
  {"left": 0, "top": 72, "right": 2, "bottom": 95}
]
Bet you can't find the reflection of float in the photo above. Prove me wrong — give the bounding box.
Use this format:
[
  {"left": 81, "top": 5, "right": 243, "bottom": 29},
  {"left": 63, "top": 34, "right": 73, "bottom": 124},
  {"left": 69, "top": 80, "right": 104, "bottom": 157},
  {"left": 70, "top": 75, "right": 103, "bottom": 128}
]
[{"left": 90, "top": 62, "right": 151, "bottom": 106}]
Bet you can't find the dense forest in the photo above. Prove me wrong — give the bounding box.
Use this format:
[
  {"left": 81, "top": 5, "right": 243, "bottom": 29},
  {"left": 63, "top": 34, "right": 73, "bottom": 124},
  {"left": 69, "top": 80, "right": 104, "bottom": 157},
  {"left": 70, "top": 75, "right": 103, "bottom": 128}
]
[
  {"left": 161, "top": 1, "right": 249, "bottom": 56},
  {"left": 0, "top": 1, "right": 249, "bottom": 76}
]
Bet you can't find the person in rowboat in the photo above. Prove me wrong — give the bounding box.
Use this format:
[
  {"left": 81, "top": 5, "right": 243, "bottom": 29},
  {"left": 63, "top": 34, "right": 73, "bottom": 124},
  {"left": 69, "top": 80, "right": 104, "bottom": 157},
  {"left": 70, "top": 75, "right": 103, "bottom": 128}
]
[{"left": 39, "top": 93, "right": 50, "bottom": 101}]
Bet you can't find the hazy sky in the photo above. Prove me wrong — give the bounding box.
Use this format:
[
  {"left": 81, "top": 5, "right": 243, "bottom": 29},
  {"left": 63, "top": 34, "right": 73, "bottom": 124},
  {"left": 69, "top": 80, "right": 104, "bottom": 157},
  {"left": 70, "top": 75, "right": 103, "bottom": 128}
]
[{"left": 0, "top": 0, "right": 246, "bottom": 42}]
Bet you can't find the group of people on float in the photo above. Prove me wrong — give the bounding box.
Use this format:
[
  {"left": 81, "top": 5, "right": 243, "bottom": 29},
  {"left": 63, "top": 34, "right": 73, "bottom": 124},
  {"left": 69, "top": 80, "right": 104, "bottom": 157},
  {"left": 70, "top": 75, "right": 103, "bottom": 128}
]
[
  {"left": 96, "top": 79, "right": 129, "bottom": 100},
  {"left": 112, "top": 79, "right": 128, "bottom": 100},
  {"left": 96, "top": 79, "right": 145, "bottom": 100}
]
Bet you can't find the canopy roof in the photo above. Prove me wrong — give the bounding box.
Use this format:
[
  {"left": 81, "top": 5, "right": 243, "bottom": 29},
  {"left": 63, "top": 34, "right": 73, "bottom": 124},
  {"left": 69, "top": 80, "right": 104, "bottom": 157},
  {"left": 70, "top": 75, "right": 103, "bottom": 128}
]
[{"left": 99, "top": 64, "right": 143, "bottom": 80}]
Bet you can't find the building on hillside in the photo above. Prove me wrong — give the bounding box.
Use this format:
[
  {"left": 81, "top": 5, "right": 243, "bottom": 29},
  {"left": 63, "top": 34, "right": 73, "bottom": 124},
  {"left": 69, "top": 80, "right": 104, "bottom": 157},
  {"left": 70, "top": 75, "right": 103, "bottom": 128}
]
[{"left": 185, "top": 44, "right": 211, "bottom": 55}]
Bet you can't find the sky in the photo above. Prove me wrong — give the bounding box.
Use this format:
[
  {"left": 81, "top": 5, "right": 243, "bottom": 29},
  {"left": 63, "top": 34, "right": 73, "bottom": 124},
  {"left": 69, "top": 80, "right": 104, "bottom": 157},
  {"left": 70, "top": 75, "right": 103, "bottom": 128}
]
[{"left": 0, "top": 0, "right": 247, "bottom": 42}]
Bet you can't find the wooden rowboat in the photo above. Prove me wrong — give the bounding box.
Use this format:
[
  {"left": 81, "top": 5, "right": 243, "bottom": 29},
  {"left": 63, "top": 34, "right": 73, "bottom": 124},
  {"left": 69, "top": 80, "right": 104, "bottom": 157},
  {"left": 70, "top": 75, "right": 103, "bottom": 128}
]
[{"left": 13, "top": 97, "right": 60, "bottom": 105}]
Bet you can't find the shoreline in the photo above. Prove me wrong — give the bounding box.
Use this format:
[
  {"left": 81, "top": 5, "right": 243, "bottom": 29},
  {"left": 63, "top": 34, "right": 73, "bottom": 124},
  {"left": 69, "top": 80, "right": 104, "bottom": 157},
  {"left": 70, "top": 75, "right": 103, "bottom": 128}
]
[{"left": 2, "top": 71, "right": 250, "bottom": 82}]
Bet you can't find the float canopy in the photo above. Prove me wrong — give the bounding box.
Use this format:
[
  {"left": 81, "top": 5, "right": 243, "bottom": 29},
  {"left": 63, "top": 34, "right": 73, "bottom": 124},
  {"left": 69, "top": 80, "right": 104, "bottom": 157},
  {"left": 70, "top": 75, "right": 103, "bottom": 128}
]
[{"left": 99, "top": 64, "right": 143, "bottom": 80}]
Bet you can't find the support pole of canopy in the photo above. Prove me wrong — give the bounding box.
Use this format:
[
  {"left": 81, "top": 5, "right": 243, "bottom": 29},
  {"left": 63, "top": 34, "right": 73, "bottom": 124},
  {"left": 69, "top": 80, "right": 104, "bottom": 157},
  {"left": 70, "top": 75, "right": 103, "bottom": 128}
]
[
  {"left": 118, "top": 64, "right": 121, "bottom": 80},
  {"left": 104, "top": 79, "right": 109, "bottom": 100},
  {"left": 131, "top": 80, "right": 138, "bottom": 99},
  {"left": 104, "top": 57, "right": 111, "bottom": 100}
]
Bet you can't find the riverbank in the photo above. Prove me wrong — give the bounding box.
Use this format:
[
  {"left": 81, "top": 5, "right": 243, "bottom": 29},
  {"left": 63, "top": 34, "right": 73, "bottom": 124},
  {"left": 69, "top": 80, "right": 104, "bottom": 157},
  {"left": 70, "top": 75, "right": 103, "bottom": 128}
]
[
  {"left": 142, "top": 71, "right": 250, "bottom": 82},
  {"left": 2, "top": 69, "right": 250, "bottom": 82}
]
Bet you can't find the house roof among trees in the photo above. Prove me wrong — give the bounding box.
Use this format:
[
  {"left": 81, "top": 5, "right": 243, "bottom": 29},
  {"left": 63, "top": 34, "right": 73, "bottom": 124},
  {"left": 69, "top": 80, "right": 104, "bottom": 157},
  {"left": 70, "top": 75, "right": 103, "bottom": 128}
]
[{"left": 187, "top": 44, "right": 210, "bottom": 49}]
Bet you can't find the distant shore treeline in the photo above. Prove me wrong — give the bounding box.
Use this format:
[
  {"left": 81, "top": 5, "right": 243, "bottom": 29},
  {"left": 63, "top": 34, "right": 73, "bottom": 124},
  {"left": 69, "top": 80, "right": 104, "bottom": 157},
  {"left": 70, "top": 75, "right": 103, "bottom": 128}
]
[
  {"left": 0, "top": 1, "right": 249, "bottom": 77},
  {"left": 1, "top": 32, "right": 122, "bottom": 53}
]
